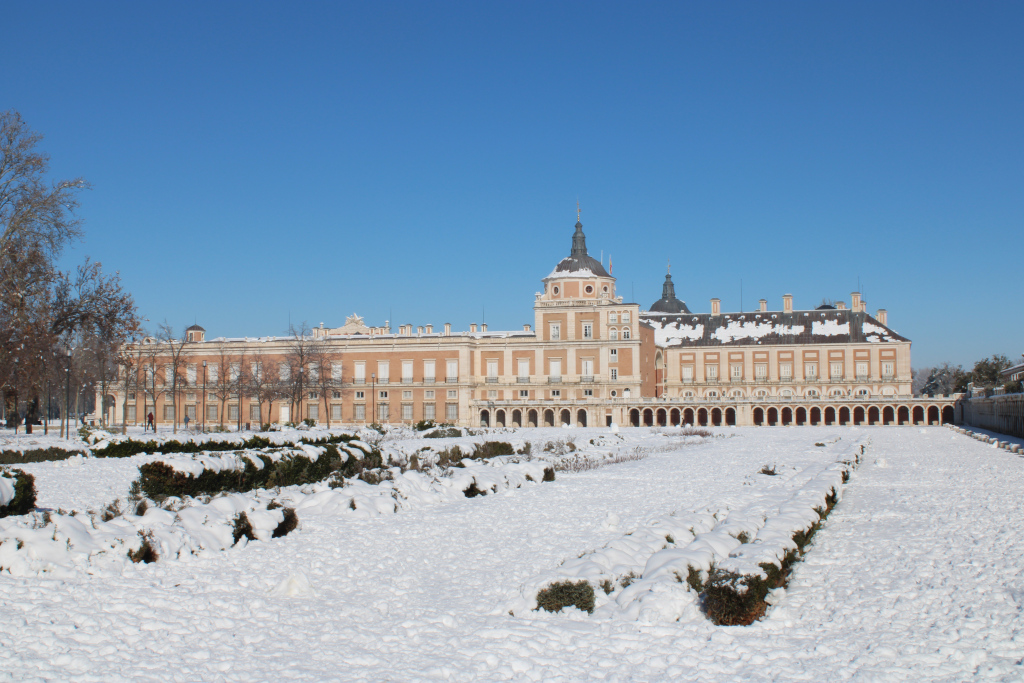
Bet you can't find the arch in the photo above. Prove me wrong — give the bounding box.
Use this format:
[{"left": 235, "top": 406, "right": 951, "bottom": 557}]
[
  {"left": 630, "top": 408, "right": 640, "bottom": 427},
  {"left": 670, "top": 408, "right": 680, "bottom": 426},
  {"left": 767, "top": 407, "right": 778, "bottom": 426},
  {"left": 577, "top": 409, "right": 588, "bottom": 427},
  {"left": 698, "top": 408, "right": 709, "bottom": 426},
  {"left": 825, "top": 407, "right": 836, "bottom": 425},
  {"left": 643, "top": 408, "right": 654, "bottom": 427},
  {"left": 782, "top": 407, "right": 793, "bottom": 426},
  {"left": 622, "top": 328, "right": 631, "bottom": 339},
  {"left": 560, "top": 409, "right": 571, "bottom": 426},
  {"left": 656, "top": 408, "right": 667, "bottom": 427},
  {"left": 897, "top": 406, "right": 909, "bottom": 425},
  {"left": 853, "top": 407, "right": 865, "bottom": 425},
  {"left": 839, "top": 407, "right": 850, "bottom": 425},
  {"left": 512, "top": 409, "right": 522, "bottom": 427},
  {"left": 711, "top": 408, "right": 722, "bottom": 426},
  {"left": 495, "top": 409, "right": 506, "bottom": 427},
  {"left": 868, "top": 406, "right": 879, "bottom": 425},
  {"left": 913, "top": 406, "right": 924, "bottom": 425},
  {"left": 796, "top": 407, "right": 807, "bottom": 426},
  {"left": 480, "top": 410, "right": 490, "bottom": 427},
  {"left": 942, "top": 406, "right": 954, "bottom": 424},
  {"left": 810, "top": 407, "right": 821, "bottom": 425},
  {"left": 544, "top": 409, "right": 554, "bottom": 427},
  {"left": 725, "top": 407, "right": 736, "bottom": 426},
  {"left": 527, "top": 409, "right": 538, "bottom": 428},
  {"left": 683, "top": 408, "right": 695, "bottom": 425},
  {"left": 882, "top": 406, "right": 894, "bottom": 425},
  {"left": 928, "top": 406, "right": 939, "bottom": 425},
  {"left": 753, "top": 407, "right": 764, "bottom": 426},
  {"left": 609, "top": 328, "right": 618, "bottom": 340}
]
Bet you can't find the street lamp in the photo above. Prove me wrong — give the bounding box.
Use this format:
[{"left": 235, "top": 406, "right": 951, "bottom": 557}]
[
  {"left": 202, "top": 360, "right": 207, "bottom": 433},
  {"left": 371, "top": 373, "right": 376, "bottom": 424},
  {"left": 298, "top": 366, "right": 304, "bottom": 424}
]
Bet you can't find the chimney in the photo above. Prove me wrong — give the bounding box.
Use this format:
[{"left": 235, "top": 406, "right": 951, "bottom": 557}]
[
  {"left": 876, "top": 309, "right": 887, "bottom": 326},
  {"left": 425, "top": 324, "right": 433, "bottom": 334},
  {"left": 711, "top": 298, "right": 721, "bottom": 316},
  {"left": 851, "top": 292, "right": 861, "bottom": 312},
  {"left": 482, "top": 323, "right": 488, "bottom": 332},
  {"left": 470, "top": 323, "right": 477, "bottom": 333},
  {"left": 837, "top": 301, "right": 846, "bottom": 310},
  {"left": 417, "top": 326, "right": 423, "bottom": 335},
  {"left": 384, "top": 320, "right": 390, "bottom": 333},
  {"left": 783, "top": 294, "right": 793, "bottom": 313},
  {"left": 758, "top": 299, "right": 767, "bottom": 312},
  {"left": 523, "top": 324, "right": 531, "bottom": 332},
  {"left": 444, "top": 322, "right": 451, "bottom": 335}
]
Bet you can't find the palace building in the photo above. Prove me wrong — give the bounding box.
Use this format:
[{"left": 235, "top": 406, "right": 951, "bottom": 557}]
[{"left": 104, "top": 218, "right": 956, "bottom": 429}]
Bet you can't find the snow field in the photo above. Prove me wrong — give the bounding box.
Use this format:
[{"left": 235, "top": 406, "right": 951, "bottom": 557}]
[{"left": 0, "top": 427, "right": 1022, "bottom": 681}]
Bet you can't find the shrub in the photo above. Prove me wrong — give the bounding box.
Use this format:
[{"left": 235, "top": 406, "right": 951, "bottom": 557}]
[
  {"left": 272, "top": 508, "right": 298, "bottom": 538},
  {"left": 535, "top": 580, "right": 595, "bottom": 614},
  {"left": 135, "top": 500, "right": 149, "bottom": 516},
  {"left": 0, "top": 469, "right": 36, "bottom": 517},
  {"left": 436, "top": 445, "right": 464, "bottom": 467},
  {"left": 232, "top": 512, "right": 256, "bottom": 544},
  {"left": 542, "top": 466, "right": 555, "bottom": 482},
  {"left": 517, "top": 442, "right": 532, "bottom": 456},
  {"left": 127, "top": 532, "right": 159, "bottom": 564},
  {"left": 814, "top": 442, "right": 826, "bottom": 447},
  {"left": 686, "top": 565, "right": 705, "bottom": 593},
  {"left": 759, "top": 465, "right": 777, "bottom": 476},
  {"left": 792, "top": 522, "right": 820, "bottom": 551},
  {"left": 620, "top": 571, "right": 641, "bottom": 588},
  {"left": 702, "top": 570, "right": 770, "bottom": 626},
  {"left": 463, "top": 480, "right": 486, "bottom": 497},
  {"left": 413, "top": 419, "right": 436, "bottom": 432},
  {"left": 303, "top": 418, "right": 316, "bottom": 428},
  {"left": 600, "top": 578, "right": 614, "bottom": 594},
  {"left": 472, "top": 441, "right": 515, "bottom": 458},
  {"left": 0, "top": 447, "right": 86, "bottom": 464},
  {"left": 424, "top": 426, "right": 462, "bottom": 439}
]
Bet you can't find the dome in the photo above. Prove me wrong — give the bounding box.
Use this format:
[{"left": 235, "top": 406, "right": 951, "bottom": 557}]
[
  {"left": 649, "top": 272, "right": 690, "bottom": 313},
  {"left": 548, "top": 221, "right": 610, "bottom": 278}
]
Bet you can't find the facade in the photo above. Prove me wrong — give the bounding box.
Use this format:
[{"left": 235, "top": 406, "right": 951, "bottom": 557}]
[{"left": 102, "top": 219, "right": 955, "bottom": 429}]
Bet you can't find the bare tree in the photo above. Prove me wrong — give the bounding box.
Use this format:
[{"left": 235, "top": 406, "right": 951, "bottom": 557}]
[
  {"left": 207, "top": 344, "right": 235, "bottom": 430},
  {"left": 115, "top": 339, "right": 145, "bottom": 434},
  {"left": 284, "top": 323, "right": 313, "bottom": 424},
  {"left": 228, "top": 348, "right": 248, "bottom": 431},
  {"left": 139, "top": 342, "right": 167, "bottom": 431},
  {"left": 310, "top": 339, "right": 342, "bottom": 428},
  {"left": 156, "top": 322, "right": 191, "bottom": 433},
  {"left": 246, "top": 355, "right": 280, "bottom": 429}
]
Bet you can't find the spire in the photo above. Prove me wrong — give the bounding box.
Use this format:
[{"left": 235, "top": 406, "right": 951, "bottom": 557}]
[
  {"left": 570, "top": 220, "right": 588, "bottom": 257},
  {"left": 662, "top": 270, "right": 676, "bottom": 301}
]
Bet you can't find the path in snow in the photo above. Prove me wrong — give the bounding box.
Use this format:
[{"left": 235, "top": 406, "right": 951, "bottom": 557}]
[{"left": 1, "top": 427, "right": 1022, "bottom": 682}]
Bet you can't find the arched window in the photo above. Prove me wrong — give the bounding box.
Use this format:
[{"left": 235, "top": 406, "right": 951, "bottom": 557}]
[
  {"left": 805, "top": 389, "right": 819, "bottom": 397},
  {"left": 684, "top": 391, "right": 694, "bottom": 398},
  {"left": 755, "top": 389, "right": 768, "bottom": 397},
  {"left": 706, "top": 390, "right": 718, "bottom": 398},
  {"left": 731, "top": 390, "right": 743, "bottom": 397},
  {"left": 622, "top": 328, "right": 631, "bottom": 339},
  {"left": 830, "top": 389, "right": 845, "bottom": 397},
  {"left": 609, "top": 328, "right": 618, "bottom": 340},
  {"left": 781, "top": 389, "right": 793, "bottom": 397},
  {"left": 856, "top": 389, "right": 869, "bottom": 397}
]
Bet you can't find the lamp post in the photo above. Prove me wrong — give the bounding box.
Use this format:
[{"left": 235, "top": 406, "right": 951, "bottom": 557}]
[
  {"left": 371, "top": 373, "right": 376, "bottom": 424},
  {"left": 202, "top": 360, "right": 207, "bottom": 433},
  {"left": 298, "top": 366, "right": 304, "bottom": 424}
]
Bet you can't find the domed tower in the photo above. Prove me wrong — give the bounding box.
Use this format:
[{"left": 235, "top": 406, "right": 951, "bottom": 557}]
[
  {"left": 648, "top": 269, "right": 690, "bottom": 314},
  {"left": 539, "top": 219, "right": 617, "bottom": 303}
]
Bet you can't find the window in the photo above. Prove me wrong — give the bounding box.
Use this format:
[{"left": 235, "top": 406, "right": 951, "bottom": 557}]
[
  {"left": 882, "top": 361, "right": 894, "bottom": 378},
  {"left": 609, "top": 328, "right": 618, "bottom": 340},
  {"left": 446, "top": 403, "right": 458, "bottom": 420},
  {"left": 355, "top": 391, "right": 365, "bottom": 399},
  {"left": 185, "top": 405, "right": 197, "bottom": 420},
  {"left": 488, "top": 390, "right": 497, "bottom": 400},
  {"left": 610, "top": 348, "right": 618, "bottom": 361},
  {"left": 186, "top": 392, "right": 196, "bottom": 402},
  {"left": 856, "top": 388, "right": 869, "bottom": 397},
  {"left": 682, "top": 365, "right": 693, "bottom": 381},
  {"left": 780, "top": 364, "right": 792, "bottom": 380},
  {"left": 707, "top": 364, "right": 718, "bottom": 380},
  {"left": 379, "top": 390, "right": 388, "bottom": 399},
  {"left": 208, "top": 365, "right": 218, "bottom": 383},
  {"left": 354, "top": 404, "right": 366, "bottom": 420},
  {"left": 280, "top": 364, "right": 290, "bottom": 382},
  {"left": 755, "top": 389, "right": 768, "bottom": 397},
  {"left": 377, "top": 403, "right": 388, "bottom": 421},
  {"left": 307, "top": 404, "right": 319, "bottom": 420},
  {"left": 611, "top": 368, "right": 618, "bottom": 380},
  {"left": 447, "top": 390, "right": 457, "bottom": 399},
  {"left": 805, "top": 363, "right": 818, "bottom": 379},
  {"left": 402, "top": 360, "right": 413, "bottom": 383},
  {"left": 550, "top": 323, "right": 561, "bottom": 340},
  {"left": 830, "top": 362, "right": 844, "bottom": 378},
  {"left": 781, "top": 389, "right": 793, "bottom": 397},
  {"left": 551, "top": 390, "right": 561, "bottom": 397},
  {"left": 424, "top": 360, "right": 436, "bottom": 382},
  {"left": 584, "top": 285, "right": 593, "bottom": 294},
  {"left": 403, "top": 390, "right": 413, "bottom": 399},
  {"left": 127, "top": 405, "right": 137, "bottom": 422},
  {"left": 250, "top": 404, "right": 261, "bottom": 420},
  {"left": 856, "top": 362, "right": 869, "bottom": 379},
  {"left": 187, "top": 365, "right": 197, "bottom": 384},
  {"left": 424, "top": 390, "right": 435, "bottom": 399},
  {"left": 731, "top": 364, "right": 742, "bottom": 379},
  {"left": 354, "top": 362, "right": 366, "bottom": 383},
  {"left": 163, "top": 404, "right": 175, "bottom": 420},
  {"left": 402, "top": 404, "right": 413, "bottom": 420},
  {"left": 208, "top": 392, "right": 217, "bottom": 401},
  {"left": 332, "top": 390, "right": 341, "bottom": 399},
  {"left": 519, "top": 390, "right": 529, "bottom": 398},
  {"left": 583, "top": 389, "right": 593, "bottom": 397},
  {"left": 447, "top": 360, "right": 458, "bottom": 381},
  {"left": 622, "top": 328, "right": 631, "bottom": 339},
  {"left": 487, "top": 360, "right": 498, "bottom": 378},
  {"left": 306, "top": 391, "right": 317, "bottom": 400},
  {"left": 331, "top": 362, "right": 343, "bottom": 381},
  {"left": 331, "top": 404, "right": 342, "bottom": 420},
  {"left": 582, "top": 323, "right": 593, "bottom": 339},
  {"left": 755, "top": 363, "right": 768, "bottom": 379},
  {"left": 805, "top": 389, "right": 819, "bottom": 397},
  {"left": 308, "top": 363, "right": 319, "bottom": 381},
  {"left": 230, "top": 363, "right": 240, "bottom": 381},
  {"left": 423, "top": 403, "right": 436, "bottom": 420},
  {"left": 229, "top": 405, "right": 239, "bottom": 421},
  {"left": 621, "top": 312, "right": 630, "bottom": 323},
  {"left": 206, "top": 404, "right": 217, "bottom": 421},
  {"left": 165, "top": 364, "right": 174, "bottom": 383},
  {"left": 518, "top": 359, "right": 530, "bottom": 378},
  {"left": 581, "top": 359, "right": 593, "bottom": 377},
  {"left": 549, "top": 358, "right": 561, "bottom": 378},
  {"left": 377, "top": 361, "right": 389, "bottom": 383},
  {"left": 609, "top": 313, "right": 618, "bottom": 324}
]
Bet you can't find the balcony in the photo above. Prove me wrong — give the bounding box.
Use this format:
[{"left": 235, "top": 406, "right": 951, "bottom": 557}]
[
  {"left": 681, "top": 378, "right": 694, "bottom": 384},
  {"left": 423, "top": 377, "right": 436, "bottom": 384},
  {"left": 378, "top": 378, "right": 390, "bottom": 385},
  {"left": 402, "top": 377, "right": 414, "bottom": 384},
  {"left": 580, "top": 376, "right": 594, "bottom": 383},
  {"left": 548, "top": 376, "right": 562, "bottom": 384},
  {"left": 517, "top": 376, "right": 530, "bottom": 383},
  {"left": 881, "top": 375, "right": 894, "bottom": 382},
  {"left": 353, "top": 378, "right": 366, "bottom": 385},
  {"left": 730, "top": 376, "right": 744, "bottom": 383},
  {"left": 446, "top": 376, "right": 458, "bottom": 383},
  {"left": 804, "top": 375, "right": 818, "bottom": 382},
  {"left": 486, "top": 377, "right": 498, "bottom": 383},
  {"left": 856, "top": 374, "right": 869, "bottom": 382},
  {"left": 830, "top": 376, "right": 844, "bottom": 383}
]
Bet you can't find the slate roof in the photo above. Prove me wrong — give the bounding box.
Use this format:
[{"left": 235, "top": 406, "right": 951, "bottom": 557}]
[
  {"left": 547, "top": 221, "right": 610, "bottom": 278},
  {"left": 648, "top": 272, "right": 691, "bottom": 314},
  {"left": 640, "top": 308, "right": 910, "bottom": 348}
]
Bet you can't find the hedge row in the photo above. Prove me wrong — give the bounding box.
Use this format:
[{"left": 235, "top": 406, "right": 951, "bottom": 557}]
[
  {"left": 138, "top": 443, "right": 382, "bottom": 499},
  {"left": 93, "top": 432, "right": 356, "bottom": 459},
  {"left": 0, "top": 468, "right": 37, "bottom": 518},
  {"left": 0, "top": 447, "right": 86, "bottom": 464}
]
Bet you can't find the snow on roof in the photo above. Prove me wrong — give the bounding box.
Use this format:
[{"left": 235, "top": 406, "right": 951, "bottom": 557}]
[
  {"left": 544, "top": 265, "right": 601, "bottom": 280},
  {"left": 712, "top": 320, "right": 806, "bottom": 344},
  {"left": 811, "top": 320, "right": 849, "bottom": 337}
]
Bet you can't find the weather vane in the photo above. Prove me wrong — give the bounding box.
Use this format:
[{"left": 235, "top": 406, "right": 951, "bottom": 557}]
[{"left": 576, "top": 199, "right": 580, "bottom": 222}]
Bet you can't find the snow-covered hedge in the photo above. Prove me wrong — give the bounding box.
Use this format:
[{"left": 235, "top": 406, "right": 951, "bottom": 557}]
[
  {"left": 0, "top": 446, "right": 87, "bottom": 465},
  {"left": 0, "top": 468, "right": 36, "bottom": 518},
  {"left": 91, "top": 431, "right": 360, "bottom": 459}
]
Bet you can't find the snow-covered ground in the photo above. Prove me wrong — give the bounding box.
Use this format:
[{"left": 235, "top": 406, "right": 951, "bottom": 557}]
[{"left": 1, "top": 426, "right": 1022, "bottom": 681}]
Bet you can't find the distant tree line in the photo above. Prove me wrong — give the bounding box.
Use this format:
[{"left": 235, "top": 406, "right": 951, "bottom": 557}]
[
  {"left": 1, "top": 110, "right": 141, "bottom": 434},
  {"left": 912, "top": 355, "right": 1022, "bottom": 397}
]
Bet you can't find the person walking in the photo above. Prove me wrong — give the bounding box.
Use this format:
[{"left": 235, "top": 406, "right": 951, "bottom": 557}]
[
  {"left": 184, "top": 413, "right": 190, "bottom": 431},
  {"left": 147, "top": 412, "right": 155, "bottom": 432}
]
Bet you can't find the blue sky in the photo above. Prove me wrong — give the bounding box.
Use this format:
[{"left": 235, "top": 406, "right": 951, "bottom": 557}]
[{"left": 2, "top": 2, "right": 1021, "bottom": 368}]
